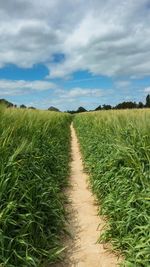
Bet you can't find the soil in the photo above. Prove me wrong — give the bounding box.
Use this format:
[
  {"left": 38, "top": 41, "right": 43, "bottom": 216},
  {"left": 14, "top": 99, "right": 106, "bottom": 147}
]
[{"left": 51, "top": 124, "right": 121, "bottom": 267}]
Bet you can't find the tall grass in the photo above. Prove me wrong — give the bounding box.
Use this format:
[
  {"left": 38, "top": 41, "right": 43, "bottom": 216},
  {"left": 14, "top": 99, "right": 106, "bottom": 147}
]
[
  {"left": 0, "top": 107, "right": 71, "bottom": 266},
  {"left": 74, "top": 110, "right": 150, "bottom": 267}
]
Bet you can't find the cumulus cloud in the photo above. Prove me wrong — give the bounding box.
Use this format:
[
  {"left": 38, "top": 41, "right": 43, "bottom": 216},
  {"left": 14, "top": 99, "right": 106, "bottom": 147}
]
[
  {"left": 46, "top": 87, "right": 113, "bottom": 110},
  {"left": 57, "top": 87, "right": 105, "bottom": 98},
  {"left": 144, "top": 87, "right": 150, "bottom": 93},
  {"left": 0, "top": 0, "right": 150, "bottom": 78},
  {"left": 0, "top": 80, "right": 56, "bottom": 96}
]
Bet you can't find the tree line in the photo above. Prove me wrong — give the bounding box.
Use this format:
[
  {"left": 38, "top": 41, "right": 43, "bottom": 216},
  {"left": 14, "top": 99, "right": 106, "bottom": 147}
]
[
  {"left": 66, "top": 94, "right": 150, "bottom": 113},
  {"left": 0, "top": 94, "right": 150, "bottom": 113}
]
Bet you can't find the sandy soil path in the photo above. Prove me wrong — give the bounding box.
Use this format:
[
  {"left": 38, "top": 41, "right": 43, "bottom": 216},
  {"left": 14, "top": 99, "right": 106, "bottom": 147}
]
[{"left": 52, "top": 124, "right": 121, "bottom": 267}]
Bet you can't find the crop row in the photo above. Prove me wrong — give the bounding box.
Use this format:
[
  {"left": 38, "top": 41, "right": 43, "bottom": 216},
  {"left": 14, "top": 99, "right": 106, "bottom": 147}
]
[
  {"left": 0, "top": 107, "right": 71, "bottom": 267},
  {"left": 74, "top": 110, "right": 150, "bottom": 267}
]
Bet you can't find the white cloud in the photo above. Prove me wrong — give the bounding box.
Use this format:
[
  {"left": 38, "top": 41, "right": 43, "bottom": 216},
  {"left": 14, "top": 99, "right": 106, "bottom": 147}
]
[
  {"left": 114, "top": 80, "right": 132, "bottom": 89},
  {"left": 0, "top": 0, "right": 150, "bottom": 78},
  {"left": 144, "top": 87, "right": 150, "bottom": 93},
  {"left": 57, "top": 88, "right": 105, "bottom": 98},
  {"left": 0, "top": 80, "right": 56, "bottom": 96},
  {"left": 45, "top": 87, "right": 113, "bottom": 110}
]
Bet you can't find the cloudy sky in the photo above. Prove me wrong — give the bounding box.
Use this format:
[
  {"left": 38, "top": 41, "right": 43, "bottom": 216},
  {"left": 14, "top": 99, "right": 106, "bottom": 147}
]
[{"left": 0, "top": 0, "right": 150, "bottom": 110}]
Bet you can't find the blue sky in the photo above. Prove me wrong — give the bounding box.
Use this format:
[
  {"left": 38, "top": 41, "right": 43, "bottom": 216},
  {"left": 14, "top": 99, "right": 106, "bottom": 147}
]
[{"left": 0, "top": 0, "right": 150, "bottom": 111}]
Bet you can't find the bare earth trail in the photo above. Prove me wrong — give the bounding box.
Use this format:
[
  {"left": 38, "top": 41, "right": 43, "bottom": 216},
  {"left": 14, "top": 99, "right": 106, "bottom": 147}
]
[{"left": 53, "top": 124, "right": 121, "bottom": 267}]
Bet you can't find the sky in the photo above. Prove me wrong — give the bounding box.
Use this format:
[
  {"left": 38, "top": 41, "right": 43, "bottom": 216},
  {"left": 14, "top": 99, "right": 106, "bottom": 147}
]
[{"left": 0, "top": 0, "right": 150, "bottom": 111}]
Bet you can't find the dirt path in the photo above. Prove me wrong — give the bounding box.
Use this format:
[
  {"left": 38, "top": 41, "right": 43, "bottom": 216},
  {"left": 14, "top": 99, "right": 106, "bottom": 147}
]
[{"left": 52, "top": 124, "right": 121, "bottom": 267}]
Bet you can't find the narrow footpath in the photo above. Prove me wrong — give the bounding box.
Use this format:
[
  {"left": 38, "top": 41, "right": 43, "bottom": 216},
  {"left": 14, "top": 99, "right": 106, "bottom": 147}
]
[{"left": 53, "top": 124, "right": 121, "bottom": 267}]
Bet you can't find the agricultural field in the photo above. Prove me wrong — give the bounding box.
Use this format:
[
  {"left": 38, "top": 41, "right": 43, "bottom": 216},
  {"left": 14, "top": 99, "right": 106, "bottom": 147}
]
[
  {"left": 74, "top": 110, "right": 150, "bottom": 267},
  {"left": 0, "top": 107, "right": 71, "bottom": 267},
  {"left": 1, "top": 106, "right": 150, "bottom": 267}
]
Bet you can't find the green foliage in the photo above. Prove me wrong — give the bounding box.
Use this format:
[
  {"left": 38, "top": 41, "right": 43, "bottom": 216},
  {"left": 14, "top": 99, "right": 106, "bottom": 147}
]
[
  {"left": 0, "top": 108, "right": 71, "bottom": 266},
  {"left": 146, "top": 94, "right": 150, "bottom": 108},
  {"left": 74, "top": 110, "right": 150, "bottom": 267},
  {"left": 48, "top": 106, "right": 60, "bottom": 112},
  {"left": 0, "top": 99, "right": 14, "bottom": 108}
]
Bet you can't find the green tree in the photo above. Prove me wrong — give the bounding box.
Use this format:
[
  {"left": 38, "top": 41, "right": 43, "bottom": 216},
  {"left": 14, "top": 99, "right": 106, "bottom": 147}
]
[
  {"left": 95, "top": 105, "right": 102, "bottom": 111},
  {"left": 102, "top": 104, "right": 112, "bottom": 110},
  {"left": 20, "top": 104, "right": 27, "bottom": 109},
  {"left": 115, "top": 101, "right": 137, "bottom": 109},
  {"left": 138, "top": 102, "right": 144, "bottom": 108},
  {"left": 76, "top": 106, "right": 87, "bottom": 113},
  {"left": 145, "top": 94, "right": 150, "bottom": 107},
  {"left": 48, "top": 106, "right": 60, "bottom": 112}
]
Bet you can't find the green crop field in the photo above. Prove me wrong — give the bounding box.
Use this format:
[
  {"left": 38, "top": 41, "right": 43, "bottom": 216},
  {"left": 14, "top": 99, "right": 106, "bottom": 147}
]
[
  {"left": 0, "top": 107, "right": 150, "bottom": 267},
  {"left": 0, "top": 107, "right": 71, "bottom": 267},
  {"left": 74, "top": 110, "right": 150, "bottom": 267}
]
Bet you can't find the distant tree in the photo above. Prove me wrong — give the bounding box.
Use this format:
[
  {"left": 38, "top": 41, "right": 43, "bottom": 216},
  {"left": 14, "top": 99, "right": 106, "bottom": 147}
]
[
  {"left": 20, "top": 104, "right": 27, "bottom": 109},
  {"left": 102, "top": 104, "right": 112, "bottom": 110},
  {"left": 48, "top": 106, "right": 60, "bottom": 112},
  {"left": 28, "top": 106, "right": 36, "bottom": 110},
  {"left": 66, "top": 110, "right": 76, "bottom": 114},
  {"left": 76, "top": 106, "right": 87, "bottom": 113},
  {"left": 95, "top": 105, "right": 102, "bottom": 111},
  {"left": 0, "top": 98, "right": 14, "bottom": 108},
  {"left": 145, "top": 94, "right": 150, "bottom": 107},
  {"left": 138, "top": 102, "right": 144, "bottom": 109},
  {"left": 115, "top": 101, "right": 137, "bottom": 109}
]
